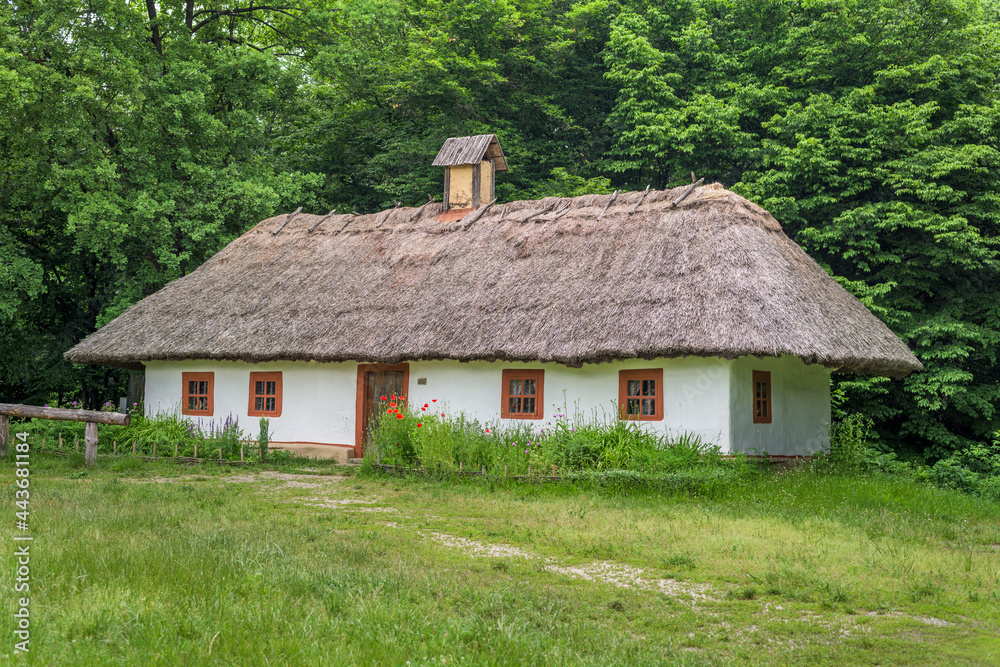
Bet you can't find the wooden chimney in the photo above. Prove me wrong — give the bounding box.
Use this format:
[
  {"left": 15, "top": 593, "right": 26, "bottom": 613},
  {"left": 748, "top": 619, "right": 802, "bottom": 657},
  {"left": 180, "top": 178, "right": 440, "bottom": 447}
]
[{"left": 433, "top": 134, "right": 508, "bottom": 214}]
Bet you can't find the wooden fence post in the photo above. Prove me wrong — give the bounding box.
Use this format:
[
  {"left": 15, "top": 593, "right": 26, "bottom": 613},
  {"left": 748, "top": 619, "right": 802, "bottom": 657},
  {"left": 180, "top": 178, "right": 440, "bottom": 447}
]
[
  {"left": 58, "top": 433, "right": 63, "bottom": 450},
  {"left": 112, "top": 439, "right": 116, "bottom": 455},
  {"left": 193, "top": 443, "right": 197, "bottom": 459},
  {"left": 84, "top": 422, "right": 98, "bottom": 467},
  {"left": 174, "top": 443, "right": 178, "bottom": 458},
  {"left": 0, "top": 414, "right": 8, "bottom": 458},
  {"left": 218, "top": 447, "right": 222, "bottom": 462},
  {"left": 152, "top": 442, "right": 156, "bottom": 459}
]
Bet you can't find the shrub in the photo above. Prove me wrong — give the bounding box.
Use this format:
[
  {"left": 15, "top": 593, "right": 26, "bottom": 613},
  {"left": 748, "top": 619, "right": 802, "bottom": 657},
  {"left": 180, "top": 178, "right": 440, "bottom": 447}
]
[
  {"left": 828, "top": 413, "right": 872, "bottom": 471},
  {"left": 929, "top": 441, "right": 1000, "bottom": 500}
]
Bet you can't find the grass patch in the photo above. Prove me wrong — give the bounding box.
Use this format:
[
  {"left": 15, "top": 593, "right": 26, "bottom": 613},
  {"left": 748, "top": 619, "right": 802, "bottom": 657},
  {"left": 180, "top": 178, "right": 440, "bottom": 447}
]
[{"left": 1, "top": 452, "right": 999, "bottom": 664}]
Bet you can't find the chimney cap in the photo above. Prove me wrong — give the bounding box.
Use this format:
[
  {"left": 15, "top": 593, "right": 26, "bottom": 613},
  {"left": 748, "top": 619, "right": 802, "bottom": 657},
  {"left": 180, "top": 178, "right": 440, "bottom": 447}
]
[{"left": 432, "top": 134, "right": 508, "bottom": 172}]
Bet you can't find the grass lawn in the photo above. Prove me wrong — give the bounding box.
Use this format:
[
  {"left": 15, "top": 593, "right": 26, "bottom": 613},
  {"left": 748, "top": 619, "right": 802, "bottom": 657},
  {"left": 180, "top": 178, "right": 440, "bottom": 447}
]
[{"left": 2, "top": 454, "right": 1000, "bottom": 665}]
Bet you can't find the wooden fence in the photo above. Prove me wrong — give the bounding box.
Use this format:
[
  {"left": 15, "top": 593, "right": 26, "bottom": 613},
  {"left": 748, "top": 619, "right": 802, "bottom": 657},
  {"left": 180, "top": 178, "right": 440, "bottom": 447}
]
[
  {"left": 0, "top": 404, "right": 256, "bottom": 467},
  {"left": 0, "top": 403, "right": 129, "bottom": 467}
]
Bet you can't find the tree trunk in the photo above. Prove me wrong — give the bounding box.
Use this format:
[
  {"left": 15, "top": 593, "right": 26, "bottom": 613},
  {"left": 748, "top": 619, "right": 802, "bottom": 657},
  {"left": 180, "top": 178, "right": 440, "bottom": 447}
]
[{"left": 146, "top": 0, "right": 164, "bottom": 56}]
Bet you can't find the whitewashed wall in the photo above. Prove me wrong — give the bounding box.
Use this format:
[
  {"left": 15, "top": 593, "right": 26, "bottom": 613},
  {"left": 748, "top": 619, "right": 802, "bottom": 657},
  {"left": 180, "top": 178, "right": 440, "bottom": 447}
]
[
  {"left": 144, "top": 360, "right": 358, "bottom": 449},
  {"left": 728, "top": 355, "right": 831, "bottom": 456},
  {"left": 144, "top": 354, "right": 832, "bottom": 456},
  {"left": 407, "top": 357, "right": 732, "bottom": 451}
]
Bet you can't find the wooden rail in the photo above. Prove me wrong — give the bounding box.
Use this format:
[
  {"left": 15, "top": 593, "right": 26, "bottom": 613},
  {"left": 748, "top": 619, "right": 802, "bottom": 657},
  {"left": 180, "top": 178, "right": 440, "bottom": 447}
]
[{"left": 0, "top": 403, "right": 131, "bottom": 467}]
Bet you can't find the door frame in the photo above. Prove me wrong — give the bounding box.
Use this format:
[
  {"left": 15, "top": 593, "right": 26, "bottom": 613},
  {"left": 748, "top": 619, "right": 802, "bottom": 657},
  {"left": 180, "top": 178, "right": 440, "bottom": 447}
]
[{"left": 355, "top": 363, "right": 410, "bottom": 458}]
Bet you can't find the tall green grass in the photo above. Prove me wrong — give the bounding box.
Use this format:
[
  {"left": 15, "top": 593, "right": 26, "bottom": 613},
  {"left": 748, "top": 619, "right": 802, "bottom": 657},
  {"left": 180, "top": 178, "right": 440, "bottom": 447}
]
[{"left": 372, "top": 400, "right": 723, "bottom": 477}]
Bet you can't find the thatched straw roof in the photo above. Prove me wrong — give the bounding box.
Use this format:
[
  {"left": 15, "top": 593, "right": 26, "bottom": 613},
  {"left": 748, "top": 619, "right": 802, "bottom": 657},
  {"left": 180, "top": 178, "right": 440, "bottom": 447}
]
[{"left": 65, "top": 183, "right": 922, "bottom": 377}]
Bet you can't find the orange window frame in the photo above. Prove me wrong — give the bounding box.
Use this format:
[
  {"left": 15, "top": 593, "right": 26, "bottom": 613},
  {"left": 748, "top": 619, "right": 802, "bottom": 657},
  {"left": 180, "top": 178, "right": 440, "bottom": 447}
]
[
  {"left": 753, "top": 370, "right": 772, "bottom": 424},
  {"left": 182, "top": 372, "right": 214, "bottom": 416},
  {"left": 501, "top": 369, "right": 544, "bottom": 420},
  {"left": 248, "top": 372, "right": 283, "bottom": 417},
  {"left": 619, "top": 369, "right": 664, "bottom": 421}
]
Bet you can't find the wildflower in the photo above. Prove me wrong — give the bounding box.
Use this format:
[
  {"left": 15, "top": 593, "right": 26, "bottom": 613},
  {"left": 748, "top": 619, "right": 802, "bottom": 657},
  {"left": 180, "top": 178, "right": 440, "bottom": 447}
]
[
  {"left": 423, "top": 403, "right": 429, "bottom": 408},
  {"left": 396, "top": 414, "right": 404, "bottom": 420},
  {"left": 485, "top": 428, "right": 490, "bottom": 434},
  {"left": 441, "top": 413, "right": 445, "bottom": 417},
  {"left": 432, "top": 399, "right": 437, "bottom": 403},
  {"left": 44, "top": 404, "right": 49, "bottom": 408},
  {"left": 421, "top": 407, "right": 426, "bottom": 411},
  {"left": 417, "top": 423, "right": 423, "bottom": 428},
  {"left": 390, "top": 402, "right": 397, "bottom": 408},
  {"left": 381, "top": 395, "right": 387, "bottom": 400}
]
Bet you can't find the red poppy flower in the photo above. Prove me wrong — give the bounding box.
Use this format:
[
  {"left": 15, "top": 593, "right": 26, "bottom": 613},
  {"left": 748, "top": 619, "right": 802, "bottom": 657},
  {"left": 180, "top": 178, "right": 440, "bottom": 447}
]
[
  {"left": 441, "top": 413, "right": 445, "bottom": 417},
  {"left": 423, "top": 403, "right": 429, "bottom": 408},
  {"left": 417, "top": 423, "right": 423, "bottom": 427},
  {"left": 396, "top": 414, "right": 404, "bottom": 420},
  {"left": 485, "top": 428, "right": 490, "bottom": 434},
  {"left": 432, "top": 399, "right": 437, "bottom": 402},
  {"left": 381, "top": 395, "right": 386, "bottom": 400},
  {"left": 421, "top": 407, "right": 426, "bottom": 411},
  {"left": 389, "top": 402, "right": 397, "bottom": 408}
]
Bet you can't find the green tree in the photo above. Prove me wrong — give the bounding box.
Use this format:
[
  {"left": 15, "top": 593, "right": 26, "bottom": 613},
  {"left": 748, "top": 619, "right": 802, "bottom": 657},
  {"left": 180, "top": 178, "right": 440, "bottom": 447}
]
[
  {"left": 0, "top": 0, "right": 323, "bottom": 406},
  {"left": 602, "top": 0, "right": 1000, "bottom": 457}
]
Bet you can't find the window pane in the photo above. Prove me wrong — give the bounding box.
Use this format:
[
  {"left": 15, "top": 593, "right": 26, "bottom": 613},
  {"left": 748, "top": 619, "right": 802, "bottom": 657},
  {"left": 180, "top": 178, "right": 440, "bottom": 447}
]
[
  {"left": 256, "top": 397, "right": 264, "bottom": 411},
  {"left": 199, "top": 381, "right": 208, "bottom": 395},
  {"left": 756, "top": 382, "right": 762, "bottom": 399},
  {"left": 756, "top": 401, "right": 762, "bottom": 418},
  {"left": 522, "top": 398, "right": 535, "bottom": 415},
  {"left": 266, "top": 381, "right": 276, "bottom": 395},
  {"left": 256, "top": 381, "right": 265, "bottom": 395},
  {"left": 509, "top": 397, "right": 521, "bottom": 414},
  {"left": 188, "top": 397, "right": 197, "bottom": 410},
  {"left": 188, "top": 381, "right": 197, "bottom": 395},
  {"left": 509, "top": 379, "right": 522, "bottom": 397},
  {"left": 642, "top": 379, "right": 655, "bottom": 397},
  {"left": 627, "top": 380, "right": 640, "bottom": 397},
  {"left": 523, "top": 379, "right": 535, "bottom": 396},
  {"left": 266, "top": 397, "right": 275, "bottom": 411},
  {"left": 626, "top": 398, "right": 640, "bottom": 415},
  {"left": 198, "top": 397, "right": 207, "bottom": 410},
  {"left": 642, "top": 398, "right": 655, "bottom": 415}
]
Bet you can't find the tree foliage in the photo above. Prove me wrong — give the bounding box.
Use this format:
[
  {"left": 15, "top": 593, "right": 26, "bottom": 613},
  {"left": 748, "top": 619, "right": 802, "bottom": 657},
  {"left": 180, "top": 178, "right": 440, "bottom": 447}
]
[{"left": 1, "top": 0, "right": 997, "bottom": 458}]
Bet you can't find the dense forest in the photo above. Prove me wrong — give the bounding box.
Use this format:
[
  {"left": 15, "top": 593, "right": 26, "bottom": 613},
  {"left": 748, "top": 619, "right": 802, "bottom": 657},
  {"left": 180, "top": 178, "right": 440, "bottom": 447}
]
[{"left": 2, "top": 0, "right": 998, "bottom": 461}]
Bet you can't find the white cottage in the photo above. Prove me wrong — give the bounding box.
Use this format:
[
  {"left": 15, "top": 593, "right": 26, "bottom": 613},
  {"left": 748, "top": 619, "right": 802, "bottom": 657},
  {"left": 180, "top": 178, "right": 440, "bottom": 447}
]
[{"left": 65, "top": 135, "right": 922, "bottom": 461}]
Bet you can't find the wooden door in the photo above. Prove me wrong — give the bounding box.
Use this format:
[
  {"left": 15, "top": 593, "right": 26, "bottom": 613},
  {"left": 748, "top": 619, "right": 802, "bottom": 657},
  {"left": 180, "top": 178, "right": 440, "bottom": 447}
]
[{"left": 355, "top": 364, "right": 409, "bottom": 458}]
